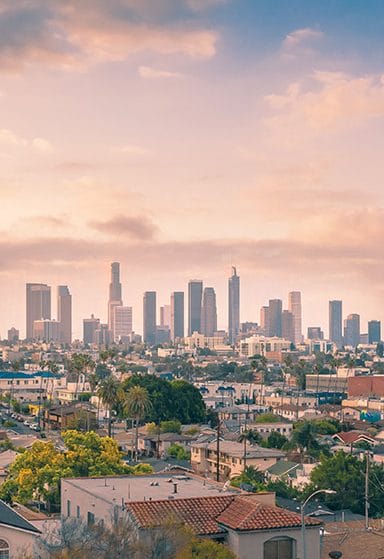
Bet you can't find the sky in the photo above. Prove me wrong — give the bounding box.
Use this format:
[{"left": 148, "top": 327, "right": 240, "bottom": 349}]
[{"left": 1, "top": 0, "right": 384, "bottom": 339}]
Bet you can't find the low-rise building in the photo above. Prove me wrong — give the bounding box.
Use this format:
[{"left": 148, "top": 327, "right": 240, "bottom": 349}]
[{"left": 0, "top": 499, "right": 41, "bottom": 557}]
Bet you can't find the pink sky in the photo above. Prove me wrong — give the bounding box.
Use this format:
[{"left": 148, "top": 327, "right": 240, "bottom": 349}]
[{"left": 1, "top": 1, "right": 384, "bottom": 338}]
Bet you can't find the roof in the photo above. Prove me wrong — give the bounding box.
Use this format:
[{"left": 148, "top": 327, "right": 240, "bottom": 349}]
[
  {"left": 127, "top": 494, "right": 321, "bottom": 535},
  {"left": 192, "top": 440, "right": 285, "bottom": 459},
  {"left": 0, "top": 499, "right": 40, "bottom": 534},
  {"left": 267, "top": 461, "right": 300, "bottom": 477},
  {"left": 321, "top": 519, "right": 384, "bottom": 558},
  {"left": 0, "top": 371, "right": 59, "bottom": 379},
  {"left": 332, "top": 431, "right": 375, "bottom": 444}
]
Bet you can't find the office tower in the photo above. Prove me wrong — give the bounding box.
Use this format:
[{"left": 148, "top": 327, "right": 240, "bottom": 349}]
[
  {"left": 7, "top": 327, "right": 19, "bottom": 343},
  {"left": 188, "top": 280, "right": 203, "bottom": 335},
  {"left": 288, "top": 291, "right": 302, "bottom": 344},
  {"left": 155, "top": 326, "right": 170, "bottom": 344},
  {"left": 108, "top": 262, "right": 123, "bottom": 336},
  {"left": 143, "top": 291, "right": 156, "bottom": 345},
  {"left": 160, "top": 305, "right": 171, "bottom": 328},
  {"left": 329, "top": 300, "right": 343, "bottom": 347},
  {"left": 83, "top": 315, "right": 100, "bottom": 345},
  {"left": 57, "top": 285, "right": 72, "bottom": 344},
  {"left": 201, "top": 287, "right": 217, "bottom": 337},
  {"left": 307, "top": 327, "right": 324, "bottom": 340},
  {"left": 170, "top": 292, "right": 184, "bottom": 340},
  {"left": 368, "top": 320, "right": 381, "bottom": 344},
  {"left": 344, "top": 314, "right": 360, "bottom": 347},
  {"left": 260, "top": 306, "right": 270, "bottom": 335},
  {"left": 113, "top": 306, "right": 133, "bottom": 342},
  {"left": 281, "top": 310, "right": 295, "bottom": 343},
  {"left": 26, "top": 283, "right": 51, "bottom": 340},
  {"left": 228, "top": 267, "right": 240, "bottom": 344},
  {"left": 33, "top": 319, "right": 60, "bottom": 342},
  {"left": 93, "top": 324, "right": 112, "bottom": 346},
  {"left": 268, "top": 299, "right": 282, "bottom": 337}
]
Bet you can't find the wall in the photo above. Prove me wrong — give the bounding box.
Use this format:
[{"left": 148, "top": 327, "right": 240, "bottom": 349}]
[{"left": 0, "top": 525, "right": 39, "bottom": 558}]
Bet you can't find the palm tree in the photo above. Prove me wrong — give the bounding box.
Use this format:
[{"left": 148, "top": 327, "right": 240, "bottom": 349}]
[
  {"left": 97, "top": 377, "right": 123, "bottom": 437},
  {"left": 238, "top": 429, "right": 262, "bottom": 471},
  {"left": 124, "top": 386, "right": 152, "bottom": 461}
]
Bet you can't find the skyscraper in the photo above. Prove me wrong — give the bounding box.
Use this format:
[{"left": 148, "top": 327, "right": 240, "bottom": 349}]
[
  {"left": 260, "top": 306, "right": 270, "bottom": 335},
  {"left": 288, "top": 291, "right": 302, "bottom": 344},
  {"left": 57, "top": 285, "right": 72, "bottom": 344},
  {"left": 268, "top": 299, "right": 282, "bottom": 337},
  {"left": 170, "top": 292, "right": 184, "bottom": 340},
  {"left": 281, "top": 310, "right": 295, "bottom": 343},
  {"left": 188, "top": 280, "right": 203, "bottom": 335},
  {"left": 329, "top": 300, "right": 343, "bottom": 347},
  {"left": 113, "top": 306, "right": 133, "bottom": 342},
  {"left": 160, "top": 305, "right": 171, "bottom": 328},
  {"left": 143, "top": 291, "right": 156, "bottom": 345},
  {"left": 228, "top": 267, "right": 240, "bottom": 344},
  {"left": 344, "top": 314, "right": 360, "bottom": 347},
  {"left": 201, "top": 287, "right": 217, "bottom": 337},
  {"left": 26, "top": 283, "right": 51, "bottom": 340},
  {"left": 108, "top": 262, "right": 123, "bottom": 337},
  {"left": 368, "top": 320, "right": 381, "bottom": 344},
  {"left": 83, "top": 315, "right": 100, "bottom": 345}
]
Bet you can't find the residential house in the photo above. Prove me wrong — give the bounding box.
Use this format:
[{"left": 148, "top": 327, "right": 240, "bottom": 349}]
[{"left": 0, "top": 499, "right": 41, "bottom": 557}]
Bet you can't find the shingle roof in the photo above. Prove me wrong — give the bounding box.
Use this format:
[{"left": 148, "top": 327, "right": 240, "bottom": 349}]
[
  {"left": 0, "top": 500, "right": 40, "bottom": 534},
  {"left": 127, "top": 494, "right": 321, "bottom": 535}
]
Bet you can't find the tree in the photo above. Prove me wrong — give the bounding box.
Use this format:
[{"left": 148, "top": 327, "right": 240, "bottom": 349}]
[
  {"left": 177, "top": 538, "right": 236, "bottom": 559},
  {"left": 67, "top": 354, "right": 95, "bottom": 399},
  {"left": 0, "top": 431, "right": 150, "bottom": 508},
  {"left": 124, "top": 386, "right": 152, "bottom": 460},
  {"left": 287, "top": 421, "right": 321, "bottom": 459},
  {"left": 265, "top": 431, "right": 288, "bottom": 449},
  {"left": 230, "top": 466, "right": 265, "bottom": 492},
  {"left": 97, "top": 377, "right": 123, "bottom": 437},
  {"left": 167, "top": 443, "right": 191, "bottom": 461},
  {"left": 255, "top": 413, "right": 279, "bottom": 423},
  {"left": 238, "top": 430, "right": 262, "bottom": 470}
]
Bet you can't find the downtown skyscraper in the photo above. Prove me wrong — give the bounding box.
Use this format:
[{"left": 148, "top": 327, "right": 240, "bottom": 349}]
[
  {"left": 288, "top": 291, "right": 302, "bottom": 345},
  {"left": 107, "top": 262, "right": 123, "bottom": 337},
  {"left": 143, "top": 291, "right": 156, "bottom": 345},
  {"left": 329, "top": 300, "right": 343, "bottom": 348},
  {"left": 57, "top": 285, "right": 72, "bottom": 344},
  {"left": 26, "top": 283, "right": 51, "bottom": 340},
  {"left": 201, "top": 287, "right": 217, "bottom": 337},
  {"left": 188, "top": 280, "right": 203, "bottom": 335},
  {"left": 228, "top": 267, "right": 240, "bottom": 344},
  {"left": 171, "top": 291, "right": 184, "bottom": 340}
]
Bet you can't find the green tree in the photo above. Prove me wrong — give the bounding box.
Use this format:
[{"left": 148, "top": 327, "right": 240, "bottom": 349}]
[
  {"left": 124, "top": 386, "right": 152, "bottom": 460},
  {"left": 265, "top": 431, "right": 288, "bottom": 449},
  {"left": 287, "top": 421, "right": 321, "bottom": 459},
  {"left": 230, "top": 466, "right": 265, "bottom": 492},
  {"left": 178, "top": 538, "right": 236, "bottom": 559},
  {"left": 167, "top": 443, "right": 191, "bottom": 461},
  {"left": 255, "top": 413, "right": 279, "bottom": 423},
  {"left": 97, "top": 377, "right": 123, "bottom": 437}
]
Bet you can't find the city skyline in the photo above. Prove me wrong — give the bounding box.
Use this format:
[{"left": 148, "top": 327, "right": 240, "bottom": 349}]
[{"left": 1, "top": 1, "right": 384, "bottom": 336}]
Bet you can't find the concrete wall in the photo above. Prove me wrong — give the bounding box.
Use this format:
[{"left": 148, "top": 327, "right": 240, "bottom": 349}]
[{"left": 0, "top": 525, "right": 39, "bottom": 558}]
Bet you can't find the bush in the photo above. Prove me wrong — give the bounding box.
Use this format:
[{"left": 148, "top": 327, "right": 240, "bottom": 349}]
[{"left": 167, "top": 443, "right": 191, "bottom": 461}]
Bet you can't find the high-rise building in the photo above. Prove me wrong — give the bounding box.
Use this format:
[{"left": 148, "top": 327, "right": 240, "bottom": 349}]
[
  {"left": 344, "top": 314, "right": 360, "bottom": 347},
  {"left": 143, "top": 291, "right": 156, "bottom": 345},
  {"left": 26, "top": 283, "right": 51, "bottom": 340},
  {"left": 188, "top": 280, "right": 203, "bottom": 335},
  {"left": 288, "top": 291, "right": 302, "bottom": 345},
  {"left": 7, "top": 327, "right": 19, "bottom": 343},
  {"left": 268, "top": 299, "right": 282, "bottom": 337},
  {"left": 307, "top": 327, "right": 324, "bottom": 340},
  {"left": 368, "top": 320, "right": 381, "bottom": 344},
  {"left": 228, "top": 267, "right": 240, "bottom": 344},
  {"left": 113, "top": 306, "right": 133, "bottom": 342},
  {"left": 170, "top": 292, "right": 184, "bottom": 340},
  {"left": 33, "top": 319, "right": 60, "bottom": 342},
  {"left": 281, "top": 310, "right": 295, "bottom": 343},
  {"left": 329, "top": 300, "right": 343, "bottom": 347},
  {"left": 83, "top": 315, "right": 100, "bottom": 345},
  {"left": 201, "top": 287, "right": 217, "bottom": 337},
  {"left": 108, "top": 262, "right": 123, "bottom": 337},
  {"left": 93, "top": 324, "right": 112, "bottom": 346},
  {"left": 260, "top": 306, "right": 270, "bottom": 334},
  {"left": 160, "top": 305, "right": 171, "bottom": 328},
  {"left": 57, "top": 285, "right": 72, "bottom": 344}
]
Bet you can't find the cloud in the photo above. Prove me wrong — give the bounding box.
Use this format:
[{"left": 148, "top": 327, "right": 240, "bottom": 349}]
[
  {"left": 0, "top": 128, "right": 54, "bottom": 153},
  {"left": 112, "top": 144, "right": 153, "bottom": 157},
  {"left": 89, "top": 215, "right": 158, "bottom": 240},
  {"left": 0, "top": 1, "right": 218, "bottom": 72},
  {"left": 138, "top": 65, "right": 183, "bottom": 79},
  {"left": 32, "top": 137, "right": 55, "bottom": 153},
  {"left": 283, "top": 27, "right": 323, "bottom": 48}
]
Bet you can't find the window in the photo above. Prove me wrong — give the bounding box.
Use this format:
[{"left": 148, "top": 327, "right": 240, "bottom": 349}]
[
  {"left": 264, "top": 537, "right": 294, "bottom": 559},
  {"left": 0, "top": 539, "right": 9, "bottom": 559},
  {"left": 76, "top": 505, "right": 80, "bottom": 518},
  {"left": 87, "top": 511, "right": 95, "bottom": 526},
  {"left": 67, "top": 500, "right": 71, "bottom": 517}
]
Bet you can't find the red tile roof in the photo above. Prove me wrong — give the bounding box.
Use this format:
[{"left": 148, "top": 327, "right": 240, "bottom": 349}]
[
  {"left": 332, "top": 431, "right": 375, "bottom": 444},
  {"left": 126, "top": 494, "right": 321, "bottom": 535}
]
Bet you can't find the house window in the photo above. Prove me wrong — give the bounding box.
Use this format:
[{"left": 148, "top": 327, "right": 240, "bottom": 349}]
[
  {"left": 76, "top": 505, "right": 80, "bottom": 518},
  {"left": 87, "top": 511, "right": 95, "bottom": 526},
  {"left": 67, "top": 500, "right": 71, "bottom": 517},
  {"left": 264, "top": 537, "right": 294, "bottom": 559},
  {"left": 0, "top": 539, "right": 9, "bottom": 559}
]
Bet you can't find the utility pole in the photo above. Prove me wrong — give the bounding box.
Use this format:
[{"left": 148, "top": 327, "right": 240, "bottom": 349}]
[
  {"left": 216, "top": 416, "right": 221, "bottom": 482},
  {"left": 365, "top": 450, "right": 370, "bottom": 530}
]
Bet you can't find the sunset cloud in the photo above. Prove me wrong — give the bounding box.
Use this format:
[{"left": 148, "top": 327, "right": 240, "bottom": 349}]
[
  {"left": 89, "top": 215, "right": 159, "bottom": 241},
  {"left": 138, "top": 65, "right": 183, "bottom": 79},
  {"left": 283, "top": 27, "right": 323, "bottom": 48}
]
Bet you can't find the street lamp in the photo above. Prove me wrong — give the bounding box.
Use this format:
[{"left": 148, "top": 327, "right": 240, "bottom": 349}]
[{"left": 301, "top": 489, "right": 336, "bottom": 559}]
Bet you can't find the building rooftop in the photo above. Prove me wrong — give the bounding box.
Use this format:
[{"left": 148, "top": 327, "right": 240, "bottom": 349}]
[
  {"left": 0, "top": 499, "right": 40, "bottom": 534},
  {"left": 62, "top": 471, "right": 240, "bottom": 504},
  {"left": 192, "top": 440, "right": 285, "bottom": 459}
]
